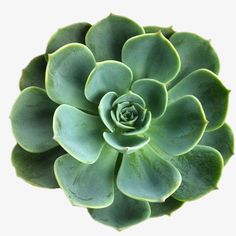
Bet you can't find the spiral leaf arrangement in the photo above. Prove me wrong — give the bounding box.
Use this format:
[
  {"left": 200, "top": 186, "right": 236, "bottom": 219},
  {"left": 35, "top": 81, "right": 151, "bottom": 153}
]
[{"left": 10, "top": 14, "right": 234, "bottom": 229}]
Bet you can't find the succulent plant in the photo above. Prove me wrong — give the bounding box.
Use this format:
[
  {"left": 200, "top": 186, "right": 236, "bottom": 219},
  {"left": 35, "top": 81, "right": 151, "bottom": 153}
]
[{"left": 10, "top": 14, "right": 234, "bottom": 229}]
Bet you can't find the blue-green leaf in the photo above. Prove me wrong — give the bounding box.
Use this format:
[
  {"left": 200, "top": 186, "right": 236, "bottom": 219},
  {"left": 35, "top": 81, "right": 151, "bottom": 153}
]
[
  {"left": 98, "top": 92, "right": 118, "bottom": 132},
  {"left": 144, "top": 25, "right": 175, "bottom": 38},
  {"left": 117, "top": 145, "right": 181, "bottom": 202},
  {"left": 53, "top": 104, "right": 105, "bottom": 164},
  {"left": 20, "top": 55, "right": 46, "bottom": 90},
  {"left": 131, "top": 78, "right": 167, "bottom": 118},
  {"left": 10, "top": 87, "right": 58, "bottom": 152},
  {"left": 122, "top": 33, "right": 180, "bottom": 83},
  {"left": 12, "top": 144, "right": 65, "bottom": 188},
  {"left": 86, "top": 14, "right": 144, "bottom": 61},
  {"left": 88, "top": 184, "right": 150, "bottom": 230},
  {"left": 169, "top": 69, "right": 229, "bottom": 131},
  {"left": 54, "top": 145, "right": 118, "bottom": 208},
  {"left": 103, "top": 132, "right": 150, "bottom": 154},
  {"left": 150, "top": 197, "right": 184, "bottom": 217},
  {"left": 169, "top": 32, "right": 220, "bottom": 88},
  {"left": 46, "top": 43, "right": 97, "bottom": 113},
  {"left": 171, "top": 145, "right": 223, "bottom": 201},
  {"left": 85, "top": 61, "right": 132, "bottom": 103},
  {"left": 46, "top": 22, "right": 91, "bottom": 54},
  {"left": 199, "top": 123, "right": 234, "bottom": 164},
  {"left": 148, "top": 95, "right": 208, "bottom": 156}
]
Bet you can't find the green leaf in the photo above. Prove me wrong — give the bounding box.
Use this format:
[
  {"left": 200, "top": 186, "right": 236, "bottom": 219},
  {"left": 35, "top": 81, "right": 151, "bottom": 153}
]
[
  {"left": 169, "top": 32, "right": 220, "bottom": 88},
  {"left": 20, "top": 55, "right": 47, "bottom": 90},
  {"left": 131, "top": 78, "right": 167, "bottom": 118},
  {"left": 150, "top": 197, "right": 184, "bottom": 217},
  {"left": 10, "top": 87, "right": 58, "bottom": 153},
  {"left": 85, "top": 14, "right": 144, "bottom": 61},
  {"left": 98, "top": 92, "right": 118, "bottom": 132},
  {"left": 46, "top": 43, "right": 97, "bottom": 113},
  {"left": 171, "top": 145, "right": 223, "bottom": 201},
  {"left": 88, "top": 184, "right": 150, "bottom": 230},
  {"left": 148, "top": 95, "right": 208, "bottom": 156},
  {"left": 53, "top": 104, "right": 105, "bottom": 164},
  {"left": 46, "top": 22, "right": 91, "bottom": 54},
  {"left": 169, "top": 69, "right": 229, "bottom": 131},
  {"left": 110, "top": 110, "right": 136, "bottom": 131},
  {"left": 85, "top": 61, "right": 133, "bottom": 103},
  {"left": 12, "top": 144, "right": 65, "bottom": 188},
  {"left": 54, "top": 145, "right": 118, "bottom": 208},
  {"left": 199, "top": 123, "right": 234, "bottom": 164},
  {"left": 124, "top": 111, "right": 152, "bottom": 136},
  {"left": 103, "top": 132, "right": 150, "bottom": 154},
  {"left": 112, "top": 91, "right": 146, "bottom": 108},
  {"left": 117, "top": 145, "right": 181, "bottom": 202},
  {"left": 122, "top": 32, "right": 180, "bottom": 83},
  {"left": 144, "top": 26, "right": 175, "bottom": 38}
]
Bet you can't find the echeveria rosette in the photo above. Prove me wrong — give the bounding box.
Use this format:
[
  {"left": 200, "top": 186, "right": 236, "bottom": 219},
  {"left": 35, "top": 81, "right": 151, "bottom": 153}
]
[{"left": 10, "top": 14, "right": 234, "bottom": 230}]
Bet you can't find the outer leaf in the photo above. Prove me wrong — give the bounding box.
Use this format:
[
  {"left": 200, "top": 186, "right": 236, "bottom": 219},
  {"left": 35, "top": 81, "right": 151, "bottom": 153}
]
[
  {"left": 148, "top": 95, "right": 208, "bottom": 156},
  {"left": 54, "top": 145, "right": 118, "bottom": 208},
  {"left": 150, "top": 197, "right": 184, "bottom": 217},
  {"left": 46, "top": 22, "right": 91, "bottom": 54},
  {"left": 88, "top": 184, "right": 150, "bottom": 230},
  {"left": 85, "top": 61, "right": 133, "bottom": 103},
  {"left": 103, "top": 132, "right": 150, "bottom": 154},
  {"left": 86, "top": 14, "right": 144, "bottom": 61},
  {"left": 10, "top": 87, "right": 58, "bottom": 152},
  {"left": 169, "top": 32, "right": 220, "bottom": 88},
  {"left": 144, "top": 26, "right": 175, "bottom": 38},
  {"left": 53, "top": 104, "right": 105, "bottom": 164},
  {"left": 169, "top": 69, "right": 229, "bottom": 131},
  {"left": 46, "top": 43, "right": 97, "bottom": 113},
  {"left": 98, "top": 92, "right": 118, "bottom": 132},
  {"left": 20, "top": 55, "right": 46, "bottom": 90},
  {"left": 131, "top": 78, "right": 167, "bottom": 118},
  {"left": 199, "top": 123, "right": 234, "bottom": 164},
  {"left": 12, "top": 144, "right": 65, "bottom": 188},
  {"left": 117, "top": 145, "right": 181, "bottom": 202},
  {"left": 171, "top": 145, "right": 223, "bottom": 201},
  {"left": 122, "top": 32, "right": 180, "bottom": 83}
]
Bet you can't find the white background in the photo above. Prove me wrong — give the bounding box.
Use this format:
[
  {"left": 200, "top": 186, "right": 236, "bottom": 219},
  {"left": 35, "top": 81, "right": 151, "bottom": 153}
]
[{"left": 0, "top": 0, "right": 235, "bottom": 235}]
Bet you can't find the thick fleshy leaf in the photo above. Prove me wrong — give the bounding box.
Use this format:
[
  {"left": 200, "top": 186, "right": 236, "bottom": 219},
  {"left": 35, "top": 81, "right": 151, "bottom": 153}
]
[
  {"left": 98, "top": 92, "right": 118, "bottom": 132},
  {"left": 103, "top": 132, "right": 150, "bottom": 154},
  {"left": 150, "top": 197, "right": 184, "bottom": 217},
  {"left": 12, "top": 144, "right": 65, "bottom": 188},
  {"left": 46, "top": 43, "right": 97, "bottom": 113},
  {"left": 171, "top": 145, "right": 223, "bottom": 201},
  {"left": 85, "top": 61, "right": 133, "bottom": 103},
  {"left": 10, "top": 87, "right": 58, "bottom": 152},
  {"left": 169, "top": 32, "right": 220, "bottom": 88},
  {"left": 54, "top": 145, "right": 118, "bottom": 208},
  {"left": 144, "top": 26, "right": 175, "bottom": 38},
  {"left": 20, "top": 55, "right": 46, "bottom": 90},
  {"left": 169, "top": 69, "right": 229, "bottom": 131},
  {"left": 88, "top": 185, "right": 150, "bottom": 230},
  {"left": 131, "top": 78, "right": 167, "bottom": 118},
  {"left": 53, "top": 104, "right": 105, "bottom": 164},
  {"left": 199, "top": 123, "right": 234, "bottom": 164},
  {"left": 111, "top": 111, "right": 135, "bottom": 131},
  {"left": 122, "top": 32, "right": 180, "bottom": 83},
  {"left": 86, "top": 14, "right": 144, "bottom": 61},
  {"left": 112, "top": 91, "right": 146, "bottom": 108},
  {"left": 124, "top": 111, "right": 152, "bottom": 136},
  {"left": 148, "top": 95, "right": 208, "bottom": 156},
  {"left": 46, "top": 22, "right": 91, "bottom": 54},
  {"left": 117, "top": 145, "right": 181, "bottom": 202}
]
